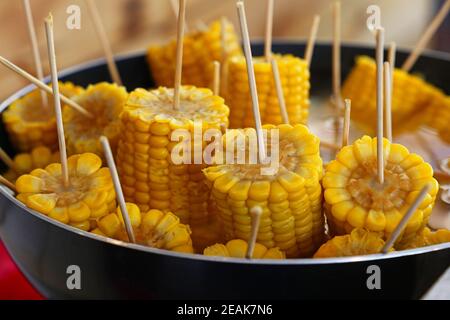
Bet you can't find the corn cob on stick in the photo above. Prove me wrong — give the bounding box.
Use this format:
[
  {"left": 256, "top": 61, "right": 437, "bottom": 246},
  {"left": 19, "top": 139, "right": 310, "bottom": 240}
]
[
  {"left": 227, "top": 54, "right": 310, "bottom": 128},
  {"left": 3, "top": 146, "right": 60, "bottom": 182},
  {"left": 342, "top": 56, "right": 433, "bottom": 135},
  {"left": 15, "top": 153, "right": 116, "bottom": 231},
  {"left": 63, "top": 82, "right": 127, "bottom": 157},
  {"left": 204, "top": 239, "right": 285, "bottom": 259},
  {"left": 3, "top": 82, "right": 83, "bottom": 152},
  {"left": 203, "top": 124, "right": 324, "bottom": 258},
  {"left": 92, "top": 202, "right": 194, "bottom": 253},
  {"left": 313, "top": 228, "right": 391, "bottom": 258},
  {"left": 116, "top": 86, "right": 229, "bottom": 228},
  {"left": 323, "top": 135, "right": 439, "bottom": 245},
  {"left": 395, "top": 227, "right": 450, "bottom": 250},
  {"left": 147, "top": 18, "right": 242, "bottom": 89}
]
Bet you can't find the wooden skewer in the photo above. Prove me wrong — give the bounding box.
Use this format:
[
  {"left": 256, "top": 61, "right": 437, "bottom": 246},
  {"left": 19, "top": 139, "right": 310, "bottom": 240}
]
[
  {"left": 212, "top": 61, "right": 220, "bottom": 96},
  {"left": 381, "top": 184, "right": 431, "bottom": 253},
  {"left": 22, "top": 0, "right": 48, "bottom": 109},
  {"left": 173, "top": 0, "right": 186, "bottom": 110},
  {"left": 0, "top": 175, "right": 17, "bottom": 193},
  {"left": 100, "top": 136, "right": 135, "bottom": 243},
  {"left": 342, "top": 99, "right": 351, "bottom": 147},
  {"left": 264, "top": 0, "right": 274, "bottom": 61},
  {"left": 237, "top": 1, "right": 266, "bottom": 163},
  {"left": 45, "top": 14, "right": 69, "bottom": 187},
  {"left": 332, "top": 1, "right": 342, "bottom": 110},
  {"left": 388, "top": 41, "right": 396, "bottom": 73},
  {"left": 170, "top": 0, "right": 189, "bottom": 32},
  {"left": 85, "top": 0, "right": 122, "bottom": 86},
  {"left": 376, "top": 27, "right": 384, "bottom": 185},
  {"left": 384, "top": 62, "right": 392, "bottom": 142},
  {"left": 304, "top": 14, "right": 320, "bottom": 67},
  {"left": 271, "top": 59, "right": 289, "bottom": 124},
  {"left": 0, "top": 148, "right": 15, "bottom": 170},
  {"left": 246, "top": 206, "right": 262, "bottom": 259},
  {"left": 0, "top": 56, "right": 93, "bottom": 118},
  {"left": 402, "top": 0, "right": 450, "bottom": 72}
]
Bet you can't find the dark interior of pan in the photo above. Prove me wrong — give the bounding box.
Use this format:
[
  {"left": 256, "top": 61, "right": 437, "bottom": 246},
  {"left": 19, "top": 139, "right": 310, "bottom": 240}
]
[{"left": 0, "top": 42, "right": 449, "bottom": 299}]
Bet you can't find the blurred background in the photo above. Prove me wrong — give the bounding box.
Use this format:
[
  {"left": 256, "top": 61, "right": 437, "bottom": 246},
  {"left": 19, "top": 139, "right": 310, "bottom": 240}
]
[{"left": 0, "top": 0, "right": 449, "bottom": 100}]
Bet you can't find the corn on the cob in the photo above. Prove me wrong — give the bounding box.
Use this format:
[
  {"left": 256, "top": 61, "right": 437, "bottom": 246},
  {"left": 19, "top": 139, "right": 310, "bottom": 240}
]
[
  {"left": 3, "top": 146, "right": 60, "bottom": 182},
  {"left": 63, "top": 82, "right": 127, "bottom": 157},
  {"left": 15, "top": 153, "right": 116, "bottom": 231},
  {"left": 203, "top": 124, "right": 324, "bottom": 258},
  {"left": 313, "top": 228, "right": 391, "bottom": 258},
  {"left": 342, "top": 56, "right": 432, "bottom": 135},
  {"left": 94, "top": 202, "right": 194, "bottom": 253},
  {"left": 422, "top": 87, "right": 450, "bottom": 144},
  {"left": 116, "top": 86, "right": 229, "bottom": 227},
  {"left": 227, "top": 54, "right": 310, "bottom": 128},
  {"left": 395, "top": 227, "right": 450, "bottom": 250},
  {"left": 204, "top": 239, "right": 285, "bottom": 259},
  {"left": 3, "top": 82, "right": 83, "bottom": 152},
  {"left": 323, "top": 135, "right": 439, "bottom": 245},
  {"left": 147, "top": 18, "right": 242, "bottom": 89}
]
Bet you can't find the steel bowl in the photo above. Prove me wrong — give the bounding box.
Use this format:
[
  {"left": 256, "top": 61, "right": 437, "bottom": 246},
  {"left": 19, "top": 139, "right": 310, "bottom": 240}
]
[{"left": 0, "top": 42, "right": 449, "bottom": 299}]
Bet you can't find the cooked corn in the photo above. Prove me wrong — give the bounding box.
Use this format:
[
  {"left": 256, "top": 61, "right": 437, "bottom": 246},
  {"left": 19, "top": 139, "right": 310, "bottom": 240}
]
[
  {"left": 323, "top": 135, "right": 439, "bottom": 245},
  {"left": 204, "top": 239, "right": 285, "bottom": 259},
  {"left": 342, "top": 56, "right": 432, "bottom": 135},
  {"left": 313, "top": 228, "right": 391, "bottom": 258},
  {"left": 3, "top": 146, "right": 60, "bottom": 182},
  {"left": 422, "top": 87, "right": 450, "bottom": 144},
  {"left": 147, "top": 18, "right": 242, "bottom": 89},
  {"left": 63, "top": 82, "right": 127, "bottom": 157},
  {"left": 3, "top": 82, "right": 83, "bottom": 152},
  {"left": 227, "top": 54, "right": 310, "bottom": 128},
  {"left": 96, "top": 203, "right": 194, "bottom": 253},
  {"left": 396, "top": 227, "right": 450, "bottom": 250},
  {"left": 203, "top": 124, "right": 324, "bottom": 258},
  {"left": 15, "top": 153, "right": 116, "bottom": 231},
  {"left": 116, "top": 86, "right": 229, "bottom": 226}
]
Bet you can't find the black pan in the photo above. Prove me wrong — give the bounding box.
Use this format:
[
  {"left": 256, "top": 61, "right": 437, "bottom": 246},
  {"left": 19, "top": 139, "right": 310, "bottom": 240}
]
[{"left": 0, "top": 42, "right": 449, "bottom": 299}]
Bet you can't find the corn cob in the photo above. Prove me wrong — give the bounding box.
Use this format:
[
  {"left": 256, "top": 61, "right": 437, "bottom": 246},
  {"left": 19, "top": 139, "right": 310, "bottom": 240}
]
[
  {"left": 342, "top": 56, "right": 432, "bottom": 135},
  {"left": 227, "top": 54, "right": 310, "bottom": 128},
  {"left": 395, "top": 227, "right": 450, "bottom": 250},
  {"left": 323, "top": 135, "right": 439, "bottom": 245},
  {"left": 3, "top": 82, "right": 83, "bottom": 152},
  {"left": 15, "top": 153, "right": 116, "bottom": 231},
  {"left": 203, "top": 124, "right": 324, "bottom": 258},
  {"left": 313, "top": 228, "right": 391, "bottom": 258},
  {"left": 422, "top": 87, "right": 450, "bottom": 144},
  {"left": 116, "top": 86, "right": 229, "bottom": 228},
  {"left": 3, "top": 146, "right": 60, "bottom": 182},
  {"left": 204, "top": 239, "right": 285, "bottom": 259},
  {"left": 93, "top": 202, "right": 194, "bottom": 253},
  {"left": 63, "top": 82, "right": 127, "bottom": 157},
  {"left": 147, "top": 18, "right": 242, "bottom": 89}
]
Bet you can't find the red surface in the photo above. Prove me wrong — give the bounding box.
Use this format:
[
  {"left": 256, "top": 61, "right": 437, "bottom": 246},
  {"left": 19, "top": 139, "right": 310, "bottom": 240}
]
[{"left": 0, "top": 240, "right": 43, "bottom": 300}]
